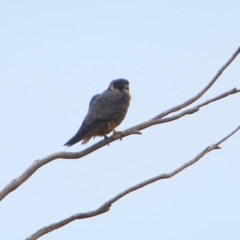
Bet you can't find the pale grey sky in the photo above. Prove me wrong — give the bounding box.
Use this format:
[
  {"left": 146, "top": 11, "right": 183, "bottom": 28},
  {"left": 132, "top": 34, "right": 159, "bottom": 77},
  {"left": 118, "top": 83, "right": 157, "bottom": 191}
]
[{"left": 0, "top": 1, "right": 240, "bottom": 239}]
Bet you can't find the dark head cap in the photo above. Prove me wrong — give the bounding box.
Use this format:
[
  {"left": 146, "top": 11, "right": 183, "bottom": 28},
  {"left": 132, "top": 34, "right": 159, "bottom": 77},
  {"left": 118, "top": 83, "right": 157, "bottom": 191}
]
[{"left": 108, "top": 78, "right": 129, "bottom": 92}]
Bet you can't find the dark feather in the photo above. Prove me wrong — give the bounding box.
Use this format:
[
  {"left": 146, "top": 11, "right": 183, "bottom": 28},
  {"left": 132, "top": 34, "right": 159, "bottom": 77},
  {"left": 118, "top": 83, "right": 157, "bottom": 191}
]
[{"left": 89, "top": 94, "right": 100, "bottom": 108}]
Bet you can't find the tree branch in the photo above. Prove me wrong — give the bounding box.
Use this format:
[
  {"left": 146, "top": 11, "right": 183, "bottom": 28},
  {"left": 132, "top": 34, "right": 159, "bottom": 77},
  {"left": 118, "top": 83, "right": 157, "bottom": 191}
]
[
  {"left": 153, "top": 46, "right": 240, "bottom": 119},
  {"left": 26, "top": 125, "right": 240, "bottom": 240},
  {"left": 157, "top": 87, "right": 240, "bottom": 124},
  {"left": 0, "top": 46, "right": 239, "bottom": 202}
]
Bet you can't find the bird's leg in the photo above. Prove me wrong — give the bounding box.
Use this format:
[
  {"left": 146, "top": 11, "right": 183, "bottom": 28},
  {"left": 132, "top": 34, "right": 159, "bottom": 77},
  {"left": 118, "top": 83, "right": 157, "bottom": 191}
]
[{"left": 112, "top": 129, "right": 124, "bottom": 141}]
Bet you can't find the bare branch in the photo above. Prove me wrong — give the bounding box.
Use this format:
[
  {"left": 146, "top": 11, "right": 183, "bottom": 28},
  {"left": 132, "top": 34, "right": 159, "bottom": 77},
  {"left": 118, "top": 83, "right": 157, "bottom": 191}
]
[
  {"left": 153, "top": 46, "right": 240, "bottom": 119},
  {"left": 26, "top": 125, "right": 240, "bottom": 240},
  {"left": 195, "top": 88, "right": 240, "bottom": 109},
  {"left": 0, "top": 45, "right": 239, "bottom": 202},
  {"left": 127, "top": 87, "right": 240, "bottom": 128}
]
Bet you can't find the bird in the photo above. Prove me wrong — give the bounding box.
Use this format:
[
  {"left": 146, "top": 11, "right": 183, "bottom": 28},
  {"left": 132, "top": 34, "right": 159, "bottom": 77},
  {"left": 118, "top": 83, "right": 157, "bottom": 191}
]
[{"left": 64, "top": 78, "right": 131, "bottom": 147}]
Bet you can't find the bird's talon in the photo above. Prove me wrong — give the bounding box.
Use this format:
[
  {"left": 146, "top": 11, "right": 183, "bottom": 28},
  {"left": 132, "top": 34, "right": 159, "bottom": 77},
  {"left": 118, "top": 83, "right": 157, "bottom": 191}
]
[
  {"left": 112, "top": 130, "right": 124, "bottom": 140},
  {"left": 104, "top": 135, "right": 110, "bottom": 146}
]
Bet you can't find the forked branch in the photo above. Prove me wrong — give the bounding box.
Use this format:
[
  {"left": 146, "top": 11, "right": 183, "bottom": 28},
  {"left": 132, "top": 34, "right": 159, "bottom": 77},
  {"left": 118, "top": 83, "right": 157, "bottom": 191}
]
[
  {"left": 153, "top": 46, "right": 240, "bottom": 119},
  {"left": 0, "top": 47, "right": 239, "bottom": 203}
]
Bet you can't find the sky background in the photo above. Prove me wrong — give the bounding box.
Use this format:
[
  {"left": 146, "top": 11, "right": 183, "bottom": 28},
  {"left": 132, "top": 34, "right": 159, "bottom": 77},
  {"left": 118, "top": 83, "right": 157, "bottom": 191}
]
[{"left": 0, "top": 1, "right": 240, "bottom": 239}]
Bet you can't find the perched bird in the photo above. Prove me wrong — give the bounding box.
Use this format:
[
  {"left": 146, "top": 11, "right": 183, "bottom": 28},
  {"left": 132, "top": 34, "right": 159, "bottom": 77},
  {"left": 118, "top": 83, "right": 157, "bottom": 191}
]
[{"left": 64, "top": 79, "right": 131, "bottom": 146}]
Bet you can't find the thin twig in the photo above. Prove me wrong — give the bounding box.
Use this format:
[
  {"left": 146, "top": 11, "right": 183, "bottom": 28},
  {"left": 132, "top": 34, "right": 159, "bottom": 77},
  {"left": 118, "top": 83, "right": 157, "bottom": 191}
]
[
  {"left": 26, "top": 125, "right": 240, "bottom": 240},
  {"left": 127, "top": 88, "right": 240, "bottom": 128},
  {"left": 195, "top": 88, "right": 240, "bottom": 109},
  {"left": 152, "top": 46, "right": 240, "bottom": 119}
]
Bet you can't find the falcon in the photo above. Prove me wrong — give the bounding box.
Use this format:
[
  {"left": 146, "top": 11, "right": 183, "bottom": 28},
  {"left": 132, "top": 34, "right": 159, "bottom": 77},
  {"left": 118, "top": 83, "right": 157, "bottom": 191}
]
[{"left": 64, "top": 79, "right": 131, "bottom": 146}]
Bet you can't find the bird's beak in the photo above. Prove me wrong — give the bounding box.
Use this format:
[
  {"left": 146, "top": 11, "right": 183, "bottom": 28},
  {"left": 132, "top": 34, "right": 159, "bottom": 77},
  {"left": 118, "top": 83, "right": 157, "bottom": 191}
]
[
  {"left": 123, "top": 84, "right": 131, "bottom": 100},
  {"left": 123, "top": 84, "right": 129, "bottom": 91}
]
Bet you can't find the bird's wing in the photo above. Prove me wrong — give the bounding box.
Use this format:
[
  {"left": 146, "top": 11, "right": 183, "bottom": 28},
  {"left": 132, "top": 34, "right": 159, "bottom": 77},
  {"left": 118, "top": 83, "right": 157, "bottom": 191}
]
[
  {"left": 64, "top": 92, "right": 109, "bottom": 146},
  {"left": 88, "top": 93, "right": 100, "bottom": 108},
  {"left": 84, "top": 90, "right": 129, "bottom": 124},
  {"left": 64, "top": 90, "right": 129, "bottom": 147},
  {"left": 82, "top": 90, "right": 130, "bottom": 136}
]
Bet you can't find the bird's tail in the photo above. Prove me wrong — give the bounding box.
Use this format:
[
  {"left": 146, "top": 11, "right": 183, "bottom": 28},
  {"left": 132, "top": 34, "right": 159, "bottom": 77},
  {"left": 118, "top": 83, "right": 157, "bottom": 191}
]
[
  {"left": 64, "top": 121, "right": 105, "bottom": 147},
  {"left": 64, "top": 134, "right": 82, "bottom": 147},
  {"left": 64, "top": 125, "right": 87, "bottom": 147}
]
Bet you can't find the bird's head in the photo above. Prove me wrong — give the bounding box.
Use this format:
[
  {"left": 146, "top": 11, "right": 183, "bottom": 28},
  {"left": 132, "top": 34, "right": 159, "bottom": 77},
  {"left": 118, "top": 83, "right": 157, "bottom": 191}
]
[{"left": 108, "top": 78, "right": 131, "bottom": 100}]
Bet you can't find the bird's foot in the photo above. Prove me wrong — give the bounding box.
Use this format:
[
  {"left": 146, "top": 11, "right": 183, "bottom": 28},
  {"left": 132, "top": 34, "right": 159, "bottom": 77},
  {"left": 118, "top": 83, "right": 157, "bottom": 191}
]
[{"left": 112, "top": 130, "right": 124, "bottom": 141}]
